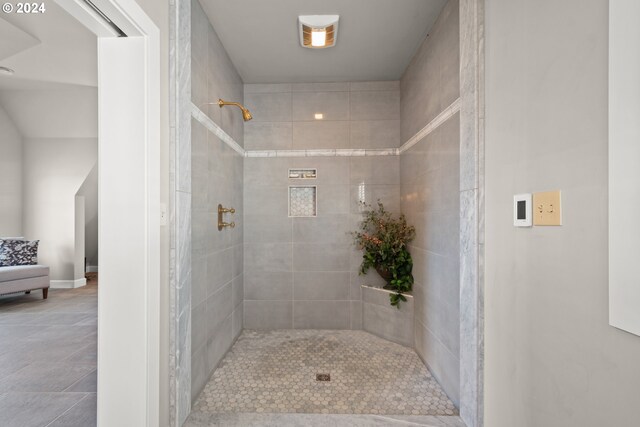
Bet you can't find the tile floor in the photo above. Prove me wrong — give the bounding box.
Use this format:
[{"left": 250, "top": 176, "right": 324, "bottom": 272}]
[
  {"left": 190, "top": 330, "right": 459, "bottom": 422},
  {"left": 0, "top": 281, "right": 97, "bottom": 427}
]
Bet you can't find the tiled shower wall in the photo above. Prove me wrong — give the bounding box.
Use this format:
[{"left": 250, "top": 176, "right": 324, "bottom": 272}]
[
  {"left": 190, "top": 0, "right": 244, "bottom": 401},
  {"left": 243, "top": 82, "right": 402, "bottom": 330},
  {"left": 400, "top": 0, "right": 461, "bottom": 405}
]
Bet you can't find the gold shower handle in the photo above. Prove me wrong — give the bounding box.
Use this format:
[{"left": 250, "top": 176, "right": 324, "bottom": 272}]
[
  {"left": 218, "top": 205, "right": 236, "bottom": 214},
  {"left": 217, "top": 204, "right": 236, "bottom": 231}
]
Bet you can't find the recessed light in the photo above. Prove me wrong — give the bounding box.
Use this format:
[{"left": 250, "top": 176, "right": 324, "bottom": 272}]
[
  {"left": 314, "top": 113, "right": 324, "bottom": 120},
  {"left": 299, "top": 15, "right": 339, "bottom": 49},
  {"left": 0, "top": 66, "right": 15, "bottom": 76}
]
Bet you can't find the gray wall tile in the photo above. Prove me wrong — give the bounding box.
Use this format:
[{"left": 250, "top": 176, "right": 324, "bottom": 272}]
[
  {"left": 350, "top": 120, "right": 401, "bottom": 148},
  {"left": 363, "top": 302, "right": 413, "bottom": 347},
  {"left": 292, "top": 121, "right": 350, "bottom": 149},
  {"left": 292, "top": 92, "right": 349, "bottom": 121},
  {"left": 293, "top": 272, "right": 350, "bottom": 300},
  {"left": 293, "top": 301, "right": 350, "bottom": 329},
  {"left": 244, "top": 243, "right": 292, "bottom": 273},
  {"left": 350, "top": 301, "right": 363, "bottom": 330},
  {"left": 245, "top": 83, "right": 292, "bottom": 94},
  {"left": 292, "top": 82, "right": 350, "bottom": 92},
  {"left": 244, "top": 122, "right": 292, "bottom": 150},
  {"left": 244, "top": 271, "right": 293, "bottom": 301},
  {"left": 244, "top": 92, "right": 292, "bottom": 122},
  {"left": 241, "top": 80, "right": 402, "bottom": 332},
  {"left": 293, "top": 243, "right": 350, "bottom": 271},
  {"left": 399, "top": 0, "right": 461, "bottom": 404},
  {"left": 206, "top": 314, "right": 233, "bottom": 373},
  {"left": 350, "top": 91, "right": 400, "bottom": 121},
  {"left": 244, "top": 215, "right": 292, "bottom": 243},
  {"left": 350, "top": 157, "right": 400, "bottom": 185},
  {"left": 349, "top": 81, "right": 400, "bottom": 92},
  {"left": 292, "top": 215, "right": 350, "bottom": 244},
  {"left": 244, "top": 300, "right": 293, "bottom": 329},
  {"left": 190, "top": 0, "right": 244, "bottom": 403}
]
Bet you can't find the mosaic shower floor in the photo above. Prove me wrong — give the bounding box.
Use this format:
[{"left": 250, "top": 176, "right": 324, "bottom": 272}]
[{"left": 191, "top": 330, "right": 458, "bottom": 417}]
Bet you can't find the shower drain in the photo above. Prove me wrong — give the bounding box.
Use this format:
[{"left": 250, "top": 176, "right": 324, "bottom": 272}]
[{"left": 316, "top": 373, "right": 330, "bottom": 382}]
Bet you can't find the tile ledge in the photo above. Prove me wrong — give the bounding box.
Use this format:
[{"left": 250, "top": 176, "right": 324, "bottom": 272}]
[{"left": 361, "top": 284, "right": 414, "bottom": 298}]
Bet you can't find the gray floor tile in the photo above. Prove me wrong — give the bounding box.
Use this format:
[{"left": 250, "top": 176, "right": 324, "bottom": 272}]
[
  {"left": 47, "top": 393, "right": 97, "bottom": 427},
  {"left": 0, "top": 283, "right": 98, "bottom": 425},
  {"left": 63, "top": 343, "right": 97, "bottom": 366},
  {"left": 0, "top": 362, "right": 96, "bottom": 392},
  {"left": 64, "top": 369, "right": 96, "bottom": 393},
  {"left": 192, "top": 330, "right": 457, "bottom": 417},
  {"left": 0, "top": 392, "right": 86, "bottom": 427}
]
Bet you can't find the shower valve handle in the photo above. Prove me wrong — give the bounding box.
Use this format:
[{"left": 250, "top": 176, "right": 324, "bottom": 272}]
[{"left": 218, "top": 206, "right": 236, "bottom": 214}]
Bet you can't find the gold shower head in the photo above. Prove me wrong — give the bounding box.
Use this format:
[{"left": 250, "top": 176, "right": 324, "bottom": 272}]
[{"left": 218, "top": 98, "right": 252, "bottom": 121}]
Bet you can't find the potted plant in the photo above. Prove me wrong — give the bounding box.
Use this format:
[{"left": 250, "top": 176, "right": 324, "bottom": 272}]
[{"left": 351, "top": 201, "right": 416, "bottom": 308}]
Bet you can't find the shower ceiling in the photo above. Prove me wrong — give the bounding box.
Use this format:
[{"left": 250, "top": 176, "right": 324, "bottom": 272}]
[{"left": 198, "top": 0, "right": 447, "bottom": 83}]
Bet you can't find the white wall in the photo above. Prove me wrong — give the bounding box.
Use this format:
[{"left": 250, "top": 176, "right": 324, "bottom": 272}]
[
  {"left": 485, "top": 0, "right": 640, "bottom": 426},
  {"left": 0, "top": 88, "right": 98, "bottom": 138},
  {"left": 0, "top": 104, "right": 23, "bottom": 236},
  {"left": 22, "top": 138, "right": 97, "bottom": 280},
  {"left": 608, "top": 0, "right": 640, "bottom": 337},
  {"left": 77, "top": 164, "right": 98, "bottom": 267},
  {"left": 74, "top": 195, "right": 85, "bottom": 280}
]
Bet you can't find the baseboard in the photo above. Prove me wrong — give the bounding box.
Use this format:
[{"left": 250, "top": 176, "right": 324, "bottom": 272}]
[
  {"left": 50, "top": 278, "right": 87, "bottom": 289},
  {"left": 86, "top": 265, "right": 99, "bottom": 273}
]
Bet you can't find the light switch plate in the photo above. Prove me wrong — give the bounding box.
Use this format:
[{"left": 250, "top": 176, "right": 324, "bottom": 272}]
[
  {"left": 533, "top": 191, "right": 562, "bottom": 226},
  {"left": 513, "top": 193, "right": 532, "bottom": 227}
]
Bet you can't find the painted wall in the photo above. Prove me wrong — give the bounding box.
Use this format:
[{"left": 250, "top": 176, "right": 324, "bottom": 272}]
[
  {"left": 22, "top": 138, "right": 97, "bottom": 281},
  {"left": 242, "top": 81, "right": 401, "bottom": 331},
  {"left": 0, "top": 104, "right": 22, "bottom": 236},
  {"left": 76, "top": 164, "right": 98, "bottom": 267},
  {"left": 400, "top": 0, "right": 461, "bottom": 405},
  {"left": 190, "top": 0, "right": 244, "bottom": 401},
  {"left": 485, "top": 0, "right": 640, "bottom": 425}
]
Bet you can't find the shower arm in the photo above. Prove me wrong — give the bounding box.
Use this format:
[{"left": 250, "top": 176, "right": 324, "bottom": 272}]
[
  {"left": 202, "top": 98, "right": 253, "bottom": 121},
  {"left": 217, "top": 99, "right": 242, "bottom": 109}
]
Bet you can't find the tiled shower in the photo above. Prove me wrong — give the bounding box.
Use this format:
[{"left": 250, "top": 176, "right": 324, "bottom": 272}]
[{"left": 183, "top": 0, "right": 463, "bottom": 423}]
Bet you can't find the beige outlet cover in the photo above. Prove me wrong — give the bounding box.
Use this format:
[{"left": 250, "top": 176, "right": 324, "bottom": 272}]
[{"left": 533, "top": 191, "right": 562, "bottom": 226}]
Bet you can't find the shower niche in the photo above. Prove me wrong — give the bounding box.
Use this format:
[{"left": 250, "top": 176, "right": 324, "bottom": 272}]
[
  {"left": 289, "top": 186, "right": 317, "bottom": 217},
  {"left": 288, "top": 168, "right": 317, "bottom": 217}
]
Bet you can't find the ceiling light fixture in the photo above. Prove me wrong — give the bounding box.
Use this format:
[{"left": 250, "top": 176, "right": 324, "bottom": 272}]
[
  {"left": 0, "top": 66, "right": 15, "bottom": 76},
  {"left": 299, "top": 15, "right": 339, "bottom": 49}
]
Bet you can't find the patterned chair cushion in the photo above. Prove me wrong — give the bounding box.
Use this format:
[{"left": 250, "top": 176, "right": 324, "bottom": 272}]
[{"left": 0, "top": 239, "right": 39, "bottom": 267}]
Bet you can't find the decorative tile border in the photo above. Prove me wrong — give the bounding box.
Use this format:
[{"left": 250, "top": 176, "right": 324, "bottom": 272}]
[
  {"left": 190, "top": 99, "right": 460, "bottom": 159},
  {"left": 245, "top": 148, "right": 398, "bottom": 158},
  {"left": 398, "top": 98, "right": 461, "bottom": 154},
  {"left": 191, "top": 103, "right": 245, "bottom": 156}
]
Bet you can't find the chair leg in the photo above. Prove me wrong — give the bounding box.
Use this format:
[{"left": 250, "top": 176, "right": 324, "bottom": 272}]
[
  {"left": 43, "top": 288, "right": 48, "bottom": 299},
  {"left": 25, "top": 290, "right": 30, "bottom": 294}
]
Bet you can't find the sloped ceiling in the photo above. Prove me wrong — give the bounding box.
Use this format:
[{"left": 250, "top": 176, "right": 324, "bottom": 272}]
[
  {"left": 0, "top": 17, "right": 39, "bottom": 61},
  {"left": 0, "top": 2, "right": 97, "bottom": 139},
  {"left": 0, "top": 2, "right": 96, "bottom": 89},
  {"left": 198, "top": 0, "right": 447, "bottom": 83}
]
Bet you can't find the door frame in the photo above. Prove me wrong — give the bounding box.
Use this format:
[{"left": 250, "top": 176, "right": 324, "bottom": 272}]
[{"left": 54, "top": 0, "right": 161, "bottom": 425}]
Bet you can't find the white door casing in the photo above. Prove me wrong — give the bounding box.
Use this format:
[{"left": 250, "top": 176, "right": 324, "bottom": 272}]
[{"left": 54, "top": 0, "right": 161, "bottom": 425}]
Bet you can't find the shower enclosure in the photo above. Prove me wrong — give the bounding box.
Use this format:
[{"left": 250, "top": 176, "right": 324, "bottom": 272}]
[{"left": 169, "top": 0, "right": 484, "bottom": 425}]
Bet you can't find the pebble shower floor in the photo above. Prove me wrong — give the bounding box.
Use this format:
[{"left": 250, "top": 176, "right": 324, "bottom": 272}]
[{"left": 192, "top": 330, "right": 457, "bottom": 416}]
